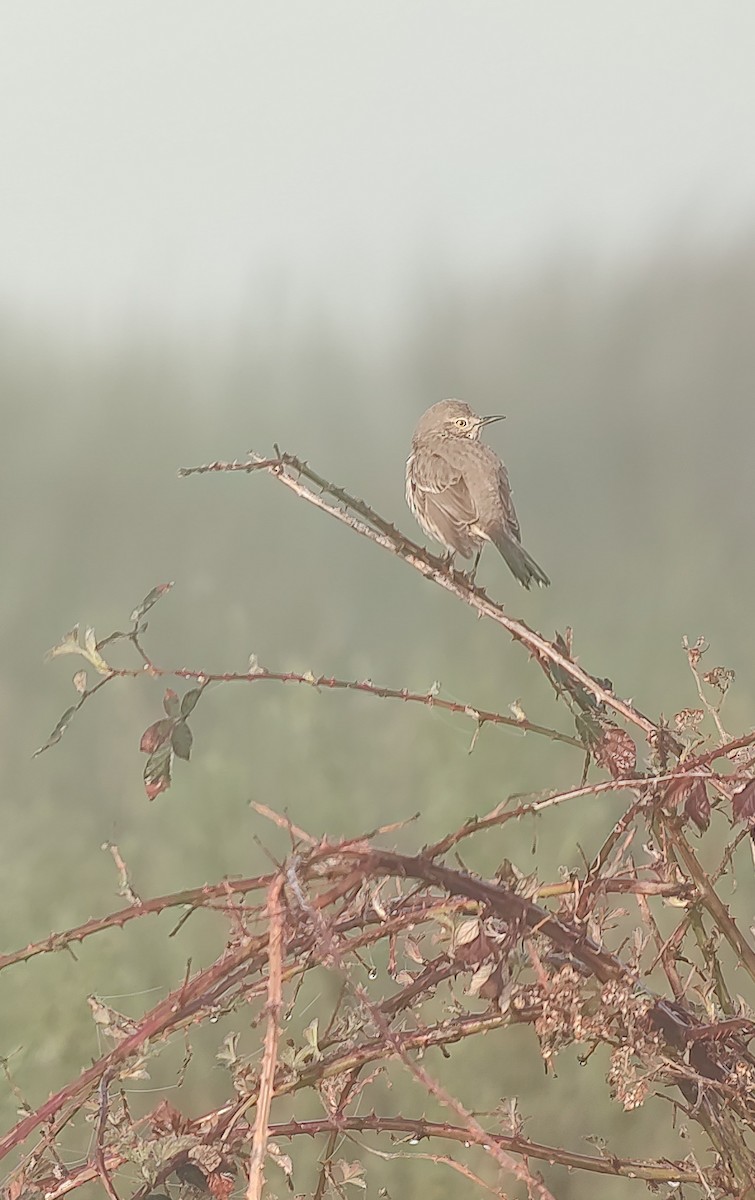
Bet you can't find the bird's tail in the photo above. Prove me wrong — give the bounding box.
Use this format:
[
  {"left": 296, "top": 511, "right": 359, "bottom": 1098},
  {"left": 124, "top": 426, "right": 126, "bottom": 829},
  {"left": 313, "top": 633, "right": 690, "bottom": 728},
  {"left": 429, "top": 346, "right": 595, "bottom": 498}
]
[{"left": 492, "top": 529, "right": 550, "bottom": 589}]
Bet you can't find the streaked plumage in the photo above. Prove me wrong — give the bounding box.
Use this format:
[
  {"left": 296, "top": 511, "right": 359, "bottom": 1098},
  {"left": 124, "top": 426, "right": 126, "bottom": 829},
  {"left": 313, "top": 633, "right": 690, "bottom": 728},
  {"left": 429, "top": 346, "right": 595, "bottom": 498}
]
[{"left": 406, "top": 399, "right": 550, "bottom": 589}]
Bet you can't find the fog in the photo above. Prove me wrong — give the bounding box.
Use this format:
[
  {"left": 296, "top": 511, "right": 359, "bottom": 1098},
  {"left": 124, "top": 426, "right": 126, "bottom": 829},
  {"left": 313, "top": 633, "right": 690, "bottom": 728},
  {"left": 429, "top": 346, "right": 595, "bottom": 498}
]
[{"left": 3, "top": 8, "right": 755, "bottom": 1197}]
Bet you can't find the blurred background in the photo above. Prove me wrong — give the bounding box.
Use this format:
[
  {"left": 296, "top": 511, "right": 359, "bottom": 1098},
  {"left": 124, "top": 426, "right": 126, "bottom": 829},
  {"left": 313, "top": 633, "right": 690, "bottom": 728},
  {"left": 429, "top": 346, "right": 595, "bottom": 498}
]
[{"left": 3, "top": 3, "right": 755, "bottom": 1197}]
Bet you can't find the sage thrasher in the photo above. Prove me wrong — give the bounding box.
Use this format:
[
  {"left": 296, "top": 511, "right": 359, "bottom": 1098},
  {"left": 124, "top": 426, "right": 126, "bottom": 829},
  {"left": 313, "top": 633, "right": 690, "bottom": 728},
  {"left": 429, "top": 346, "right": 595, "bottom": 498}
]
[{"left": 405, "top": 399, "right": 550, "bottom": 589}]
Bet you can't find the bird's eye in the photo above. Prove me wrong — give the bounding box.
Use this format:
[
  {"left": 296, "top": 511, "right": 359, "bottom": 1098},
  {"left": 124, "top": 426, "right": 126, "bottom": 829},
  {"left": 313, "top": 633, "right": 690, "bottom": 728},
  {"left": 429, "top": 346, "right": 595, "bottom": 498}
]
[{"left": 455, "top": 417, "right": 467, "bottom": 428}]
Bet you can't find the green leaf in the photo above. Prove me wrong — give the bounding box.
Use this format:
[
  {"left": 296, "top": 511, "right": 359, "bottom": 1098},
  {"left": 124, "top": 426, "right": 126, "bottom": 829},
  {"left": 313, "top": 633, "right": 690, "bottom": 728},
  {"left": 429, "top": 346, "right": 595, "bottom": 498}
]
[
  {"left": 34, "top": 706, "right": 77, "bottom": 757},
  {"left": 130, "top": 582, "right": 174, "bottom": 625},
  {"left": 180, "top": 687, "right": 203, "bottom": 718},
  {"left": 144, "top": 744, "right": 173, "bottom": 801},
  {"left": 575, "top": 710, "right": 603, "bottom": 747},
  {"left": 162, "top": 688, "right": 181, "bottom": 717},
  {"left": 171, "top": 720, "right": 193, "bottom": 761}
]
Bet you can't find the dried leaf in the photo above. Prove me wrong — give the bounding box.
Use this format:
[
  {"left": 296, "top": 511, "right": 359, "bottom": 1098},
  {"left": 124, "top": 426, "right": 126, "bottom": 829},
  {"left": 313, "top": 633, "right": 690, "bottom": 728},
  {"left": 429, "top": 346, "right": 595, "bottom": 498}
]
[
  {"left": 404, "top": 936, "right": 424, "bottom": 965},
  {"left": 44, "top": 626, "right": 82, "bottom": 662},
  {"left": 594, "top": 725, "right": 637, "bottom": 779},
  {"left": 703, "top": 666, "right": 735, "bottom": 695},
  {"left": 394, "top": 970, "right": 415, "bottom": 986},
  {"left": 468, "top": 960, "right": 496, "bottom": 996},
  {"left": 267, "top": 1141, "right": 293, "bottom": 1187},
  {"left": 674, "top": 708, "right": 705, "bottom": 733},
  {"left": 119, "top": 1061, "right": 150, "bottom": 1081},
  {"left": 684, "top": 635, "right": 707, "bottom": 668},
  {"left": 216, "top": 1033, "right": 240, "bottom": 1068},
  {"left": 516, "top": 870, "right": 542, "bottom": 901},
  {"left": 684, "top": 780, "right": 711, "bottom": 833},
  {"left": 206, "top": 1173, "right": 235, "bottom": 1200},
  {"left": 190, "top": 1145, "right": 224, "bottom": 1175},
  {"left": 130, "top": 582, "right": 174, "bottom": 624},
  {"left": 151, "top": 1100, "right": 192, "bottom": 1136},
  {"left": 81, "top": 627, "right": 111, "bottom": 675},
  {"left": 371, "top": 889, "right": 388, "bottom": 921},
  {"left": 44, "top": 623, "right": 110, "bottom": 675},
  {"left": 73, "top": 669, "right": 87, "bottom": 694},
  {"left": 303, "top": 1018, "right": 321, "bottom": 1061},
  {"left": 453, "top": 918, "right": 481, "bottom": 950},
  {"left": 87, "top": 995, "right": 138, "bottom": 1041},
  {"left": 334, "top": 1160, "right": 367, "bottom": 1190}
]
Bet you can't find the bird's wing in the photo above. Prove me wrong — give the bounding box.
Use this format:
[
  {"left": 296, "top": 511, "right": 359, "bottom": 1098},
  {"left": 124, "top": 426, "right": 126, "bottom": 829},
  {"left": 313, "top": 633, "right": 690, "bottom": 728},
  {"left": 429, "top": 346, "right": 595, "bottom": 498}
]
[
  {"left": 419, "top": 441, "right": 523, "bottom": 542},
  {"left": 411, "top": 443, "right": 480, "bottom": 527},
  {"left": 495, "top": 457, "right": 521, "bottom": 543}
]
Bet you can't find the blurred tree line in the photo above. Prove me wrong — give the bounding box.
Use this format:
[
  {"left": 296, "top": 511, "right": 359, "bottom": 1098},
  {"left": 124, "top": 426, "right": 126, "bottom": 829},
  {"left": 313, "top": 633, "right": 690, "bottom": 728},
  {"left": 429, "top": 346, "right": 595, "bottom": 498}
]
[{"left": 3, "top": 235, "right": 755, "bottom": 1197}]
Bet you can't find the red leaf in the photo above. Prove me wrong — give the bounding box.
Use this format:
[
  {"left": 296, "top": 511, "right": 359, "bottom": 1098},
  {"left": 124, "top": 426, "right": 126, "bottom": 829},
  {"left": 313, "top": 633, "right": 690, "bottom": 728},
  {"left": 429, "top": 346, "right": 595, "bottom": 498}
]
[
  {"left": 130, "top": 581, "right": 174, "bottom": 624},
  {"left": 140, "top": 717, "right": 175, "bottom": 754},
  {"left": 207, "top": 1172, "right": 235, "bottom": 1200},
  {"left": 144, "top": 772, "right": 171, "bottom": 802},
  {"left": 732, "top": 779, "right": 755, "bottom": 825},
  {"left": 594, "top": 726, "right": 637, "bottom": 779},
  {"left": 144, "top": 744, "right": 173, "bottom": 801},
  {"left": 151, "top": 1099, "right": 190, "bottom": 1135},
  {"left": 684, "top": 780, "right": 711, "bottom": 832}
]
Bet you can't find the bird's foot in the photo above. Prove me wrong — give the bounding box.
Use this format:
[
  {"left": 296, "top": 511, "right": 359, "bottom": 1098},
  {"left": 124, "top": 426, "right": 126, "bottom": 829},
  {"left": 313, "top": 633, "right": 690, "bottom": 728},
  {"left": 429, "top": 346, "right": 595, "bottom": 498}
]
[{"left": 464, "top": 550, "right": 483, "bottom": 587}]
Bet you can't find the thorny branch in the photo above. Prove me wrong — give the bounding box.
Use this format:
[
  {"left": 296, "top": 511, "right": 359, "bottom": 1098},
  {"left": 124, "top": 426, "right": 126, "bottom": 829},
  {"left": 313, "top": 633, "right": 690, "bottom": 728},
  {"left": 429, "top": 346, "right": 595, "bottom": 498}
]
[
  {"left": 13, "top": 447, "right": 755, "bottom": 1198},
  {"left": 245, "top": 875, "right": 285, "bottom": 1200},
  {"left": 181, "top": 451, "right": 661, "bottom": 740},
  {"left": 6, "top": 821, "right": 755, "bottom": 1197}
]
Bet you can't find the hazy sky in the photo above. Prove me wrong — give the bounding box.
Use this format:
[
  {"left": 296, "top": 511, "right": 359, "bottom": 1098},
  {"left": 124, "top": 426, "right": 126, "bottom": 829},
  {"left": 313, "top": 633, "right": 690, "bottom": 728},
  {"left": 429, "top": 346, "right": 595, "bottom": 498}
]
[{"left": 3, "top": 2, "right": 755, "bottom": 336}]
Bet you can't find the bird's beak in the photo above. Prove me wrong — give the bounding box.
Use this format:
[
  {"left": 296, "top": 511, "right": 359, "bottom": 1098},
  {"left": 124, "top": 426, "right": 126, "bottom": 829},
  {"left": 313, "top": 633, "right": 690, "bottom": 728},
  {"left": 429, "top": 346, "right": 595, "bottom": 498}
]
[{"left": 479, "top": 414, "right": 505, "bottom": 427}]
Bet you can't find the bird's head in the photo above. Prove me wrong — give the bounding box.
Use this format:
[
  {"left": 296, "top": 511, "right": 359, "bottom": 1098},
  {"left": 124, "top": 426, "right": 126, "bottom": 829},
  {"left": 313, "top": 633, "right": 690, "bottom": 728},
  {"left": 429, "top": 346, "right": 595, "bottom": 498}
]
[{"left": 414, "top": 399, "right": 504, "bottom": 441}]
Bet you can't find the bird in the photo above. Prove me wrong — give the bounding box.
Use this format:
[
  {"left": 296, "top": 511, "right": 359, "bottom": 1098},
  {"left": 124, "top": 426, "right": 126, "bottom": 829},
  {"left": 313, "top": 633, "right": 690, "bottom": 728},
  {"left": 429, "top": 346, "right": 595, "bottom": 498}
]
[{"left": 405, "top": 399, "right": 550, "bottom": 589}]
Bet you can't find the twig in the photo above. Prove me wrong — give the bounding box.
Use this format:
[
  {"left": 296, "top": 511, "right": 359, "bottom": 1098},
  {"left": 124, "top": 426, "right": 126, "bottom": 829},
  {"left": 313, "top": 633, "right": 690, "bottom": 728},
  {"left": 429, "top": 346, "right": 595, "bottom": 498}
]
[
  {"left": 364, "top": 1143, "right": 509, "bottom": 1198},
  {"left": 245, "top": 874, "right": 286, "bottom": 1200},
  {"left": 0, "top": 873, "right": 277, "bottom": 973},
  {"left": 664, "top": 820, "right": 755, "bottom": 985},
  {"left": 91, "top": 1071, "right": 120, "bottom": 1200},
  {"left": 118, "top": 664, "right": 584, "bottom": 750}
]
